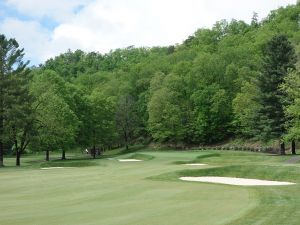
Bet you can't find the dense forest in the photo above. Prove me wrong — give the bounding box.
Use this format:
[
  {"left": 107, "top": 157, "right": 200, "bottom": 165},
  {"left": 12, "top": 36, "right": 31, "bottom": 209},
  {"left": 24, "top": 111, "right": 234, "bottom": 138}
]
[{"left": 1, "top": 3, "right": 300, "bottom": 166}]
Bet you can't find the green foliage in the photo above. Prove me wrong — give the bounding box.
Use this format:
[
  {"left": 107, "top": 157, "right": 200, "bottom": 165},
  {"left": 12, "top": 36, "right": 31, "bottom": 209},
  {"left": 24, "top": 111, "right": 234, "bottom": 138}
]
[
  {"left": 256, "top": 34, "right": 297, "bottom": 141},
  {"left": 233, "top": 80, "right": 261, "bottom": 137},
  {"left": 281, "top": 68, "right": 300, "bottom": 141},
  {"left": 35, "top": 3, "right": 300, "bottom": 147},
  {"left": 3, "top": 3, "right": 300, "bottom": 163},
  {"left": 148, "top": 72, "right": 187, "bottom": 142},
  {"left": 30, "top": 70, "right": 79, "bottom": 153},
  {"left": 0, "top": 34, "right": 31, "bottom": 166},
  {"left": 88, "top": 89, "right": 117, "bottom": 148},
  {"left": 192, "top": 85, "right": 231, "bottom": 142}
]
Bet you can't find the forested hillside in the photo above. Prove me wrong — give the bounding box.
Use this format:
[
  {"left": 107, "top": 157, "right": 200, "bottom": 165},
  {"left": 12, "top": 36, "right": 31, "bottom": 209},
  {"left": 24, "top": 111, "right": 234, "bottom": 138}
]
[{"left": 1, "top": 3, "right": 300, "bottom": 166}]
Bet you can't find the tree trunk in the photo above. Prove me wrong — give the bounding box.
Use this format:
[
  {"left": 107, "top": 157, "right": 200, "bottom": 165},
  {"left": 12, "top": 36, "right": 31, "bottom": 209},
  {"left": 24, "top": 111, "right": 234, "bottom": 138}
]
[
  {"left": 280, "top": 142, "right": 286, "bottom": 155},
  {"left": 0, "top": 92, "right": 3, "bottom": 167},
  {"left": 92, "top": 129, "right": 96, "bottom": 159},
  {"left": 292, "top": 140, "right": 296, "bottom": 155},
  {"left": 93, "top": 145, "right": 96, "bottom": 159},
  {"left": 124, "top": 130, "right": 129, "bottom": 151},
  {"left": 16, "top": 150, "right": 21, "bottom": 166},
  {"left": 0, "top": 140, "right": 3, "bottom": 167},
  {"left": 46, "top": 150, "right": 50, "bottom": 161},
  {"left": 61, "top": 150, "right": 66, "bottom": 160},
  {"left": 0, "top": 116, "right": 3, "bottom": 167}
]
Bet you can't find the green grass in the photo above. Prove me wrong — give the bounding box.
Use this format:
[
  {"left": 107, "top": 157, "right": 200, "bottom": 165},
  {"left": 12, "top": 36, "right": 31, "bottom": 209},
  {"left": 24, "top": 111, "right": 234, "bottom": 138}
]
[
  {"left": 152, "top": 165, "right": 300, "bottom": 183},
  {"left": 173, "top": 152, "right": 221, "bottom": 164},
  {"left": 0, "top": 150, "right": 300, "bottom": 225},
  {"left": 118, "top": 153, "right": 155, "bottom": 161},
  {"left": 40, "top": 159, "right": 98, "bottom": 168}
]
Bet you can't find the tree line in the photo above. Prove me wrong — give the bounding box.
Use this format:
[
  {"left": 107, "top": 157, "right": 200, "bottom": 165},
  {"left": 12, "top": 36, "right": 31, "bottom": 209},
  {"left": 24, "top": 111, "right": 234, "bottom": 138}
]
[{"left": 1, "top": 3, "right": 300, "bottom": 166}]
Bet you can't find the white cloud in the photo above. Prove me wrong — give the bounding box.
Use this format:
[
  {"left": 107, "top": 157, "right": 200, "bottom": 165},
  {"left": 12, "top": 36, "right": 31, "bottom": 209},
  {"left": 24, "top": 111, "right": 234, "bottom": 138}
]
[
  {"left": 5, "top": 0, "right": 92, "bottom": 22},
  {"left": 0, "top": 18, "right": 50, "bottom": 64},
  {"left": 0, "top": 0, "right": 297, "bottom": 64}
]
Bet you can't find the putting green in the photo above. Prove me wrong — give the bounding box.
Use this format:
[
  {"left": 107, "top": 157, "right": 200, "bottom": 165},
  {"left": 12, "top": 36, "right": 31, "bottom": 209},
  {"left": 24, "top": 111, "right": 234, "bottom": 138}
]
[{"left": 0, "top": 150, "right": 299, "bottom": 225}]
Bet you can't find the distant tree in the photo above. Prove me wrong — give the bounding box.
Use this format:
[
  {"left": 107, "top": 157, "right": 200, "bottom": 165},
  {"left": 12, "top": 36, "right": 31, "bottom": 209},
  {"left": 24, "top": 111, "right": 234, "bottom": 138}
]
[
  {"left": 88, "top": 89, "right": 116, "bottom": 158},
  {"left": 257, "top": 34, "right": 297, "bottom": 154},
  {"left": 251, "top": 12, "right": 259, "bottom": 28},
  {"left": 116, "top": 95, "right": 138, "bottom": 150},
  {"left": 0, "top": 34, "right": 30, "bottom": 167},
  {"left": 148, "top": 72, "right": 187, "bottom": 143},
  {"left": 34, "top": 95, "right": 78, "bottom": 161},
  {"left": 43, "top": 49, "right": 86, "bottom": 79},
  {"left": 191, "top": 84, "right": 231, "bottom": 143},
  {"left": 281, "top": 68, "right": 300, "bottom": 155},
  {"left": 63, "top": 83, "right": 93, "bottom": 148},
  {"left": 233, "top": 80, "right": 261, "bottom": 138},
  {"left": 30, "top": 70, "right": 79, "bottom": 161}
]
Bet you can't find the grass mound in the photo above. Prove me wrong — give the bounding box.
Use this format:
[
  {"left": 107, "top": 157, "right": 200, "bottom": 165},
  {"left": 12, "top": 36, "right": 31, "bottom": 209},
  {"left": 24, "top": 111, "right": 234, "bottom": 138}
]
[
  {"left": 196, "top": 153, "right": 221, "bottom": 159},
  {"left": 124, "top": 153, "right": 155, "bottom": 161},
  {"left": 174, "top": 152, "right": 220, "bottom": 165},
  {"left": 152, "top": 165, "right": 300, "bottom": 183}
]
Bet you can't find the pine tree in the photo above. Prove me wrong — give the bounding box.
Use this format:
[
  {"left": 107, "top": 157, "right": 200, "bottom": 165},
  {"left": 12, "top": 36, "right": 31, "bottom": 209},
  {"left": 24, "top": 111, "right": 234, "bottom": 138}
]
[
  {"left": 257, "top": 34, "right": 297, "bottom": 154},
  {"left": 0, "top": 34, "right": 29, "bottom": 167}
]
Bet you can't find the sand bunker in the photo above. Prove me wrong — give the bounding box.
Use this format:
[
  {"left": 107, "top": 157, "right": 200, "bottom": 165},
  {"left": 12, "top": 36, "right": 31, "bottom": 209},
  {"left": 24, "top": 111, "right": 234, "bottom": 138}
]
[
  {"left": 179, "top": 176, "right": 295, "bottom": 186},
  {"left": 184, "top": 163, "right": 208, "bottom": 166},
  {"left": 118, "top": 159, "right": 143, "bottom": 162},
  {"left": 41, "top": 167, "right": 71, "bottom": 170}
]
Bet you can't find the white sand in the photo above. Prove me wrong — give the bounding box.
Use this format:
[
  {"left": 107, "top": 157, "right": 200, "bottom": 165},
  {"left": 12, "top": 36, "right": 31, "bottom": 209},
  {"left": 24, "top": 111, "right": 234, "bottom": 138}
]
[
  {"left": 41, "top": 167, "right": 71, "bottom": 170},
  {"left": 179, "top": 176, "right": 296, "bottom": 186},
  {"left": 118, "top": 159, "right": 143, "bottom": 162},
  {"left": 184, "top": 163, "right": 208, "bottom": 166}
]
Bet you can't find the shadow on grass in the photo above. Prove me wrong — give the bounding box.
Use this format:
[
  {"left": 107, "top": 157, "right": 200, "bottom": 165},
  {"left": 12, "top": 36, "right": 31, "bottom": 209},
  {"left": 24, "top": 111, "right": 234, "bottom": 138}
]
[
  {"left": 40, "top": 159, "right": 98, "bottom": 168},
  {"left": 101, "top": 145, "right": 146, "bottom": 159}
]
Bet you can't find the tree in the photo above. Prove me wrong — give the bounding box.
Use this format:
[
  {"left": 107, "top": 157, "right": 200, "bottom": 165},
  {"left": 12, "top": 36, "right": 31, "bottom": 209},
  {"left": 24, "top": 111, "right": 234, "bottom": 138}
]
[
  {"left": 35, "top": 95, "right": 78, "bottom": 160},
  {"left": 88, "top": 89, "right": 116, "bottom": 158},
  {"left": 1, "top": 3, "right": 296, "bottom": 153},
  {"left": 5, "top": 72, "right": 34, "bottom": 166},
  {"left": 30, "top": 70, "right": 79, "bottom": 160},
  {"left": 116, "top": 95, "right": 138, "bottom": 150},
  {"left": 251, "top": 12, "right": 259, "bottom": 28},
  {"left": 281, "top": 68, "right": 300, "bottom": 154},
  {"left": 233, "top": 80, "right": 262, "bottom": 138},
  {"left": 191, "top": 84, "right": 231, "bottom": 143},
  {"left": 148, "top": 87, "right": 185, "bottom": 142},
  {"left": 147, "top": 72, "right": 188, "bottom": 143},
  {"left": 257, "top": 34, "right": 297, "bottom": 154},
  {"left": 0, "top": 34, "right": 29, "bottom": 167}
]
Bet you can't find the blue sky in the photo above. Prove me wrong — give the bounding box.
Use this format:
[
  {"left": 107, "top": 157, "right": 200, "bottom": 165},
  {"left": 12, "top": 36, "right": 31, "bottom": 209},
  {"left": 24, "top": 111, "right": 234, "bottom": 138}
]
[
  {"left": 0, "top": 0, "right": 296, "bottom": 66},
  {"left": 0, "top": 1, "right": 58, "bottom": 31}
]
